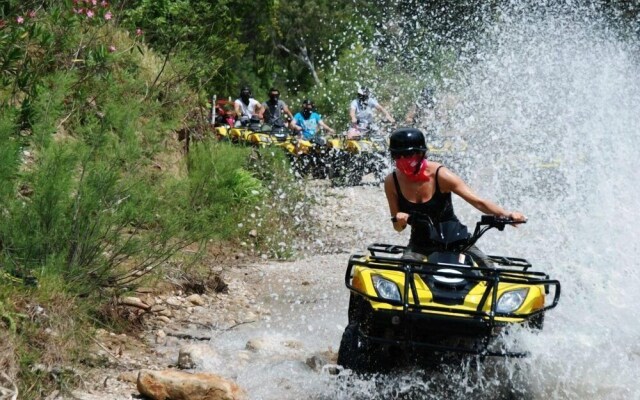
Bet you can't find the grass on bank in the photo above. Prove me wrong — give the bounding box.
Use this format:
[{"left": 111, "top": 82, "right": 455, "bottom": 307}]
[{"left": 0, "top": 8, "right": 308, "bottom": 397}]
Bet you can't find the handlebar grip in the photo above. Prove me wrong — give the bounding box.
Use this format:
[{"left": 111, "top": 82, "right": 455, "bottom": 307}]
[{"left": 480, "top": 214, "right": 527, "bottom": 225}]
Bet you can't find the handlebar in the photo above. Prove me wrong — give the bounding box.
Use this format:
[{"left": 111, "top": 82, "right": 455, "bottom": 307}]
[
  {"left": 407, "top": 213, "right": 524, "bottom": 227},
  {"left": 479, "top": 215, "right": 526, "bottom": 230},
  {"left": 406, "top": 213, "right": 526, "bottom": 252}
]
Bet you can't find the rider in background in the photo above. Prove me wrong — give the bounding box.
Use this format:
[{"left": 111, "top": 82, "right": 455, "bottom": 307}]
[
  {"left": 213, "top": 100, "right": 236, "bottom": 127},
  {"left": 349, "top": 86, "right": 395, "bottom": 130},
  {"left": 404, "top": 86, "right": 436, "bottom": 126},
  {"left": 233, "top": 86, "right": 262, "bottom": 127},
  {"left": 384, "top": 128, "right": 526, "bottom": 264},
  {"left": 291, "top": 99, "right": 335, "bottom": 140},
  {"left": 260, "top": 87, "right": 295, "bottom": 129}
]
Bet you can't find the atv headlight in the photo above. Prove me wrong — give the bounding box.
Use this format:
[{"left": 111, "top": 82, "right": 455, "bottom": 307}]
[
  {"left": 372, "top": 275, "right": 401, "bottom": 302},
  {"left": 496, "top": 288, "right": 529, "bottom": 313}
]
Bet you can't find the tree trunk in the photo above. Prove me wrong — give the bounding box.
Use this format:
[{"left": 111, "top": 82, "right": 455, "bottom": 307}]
[{"left": 277, "top": 39, "right": 321, "bottom": 86}]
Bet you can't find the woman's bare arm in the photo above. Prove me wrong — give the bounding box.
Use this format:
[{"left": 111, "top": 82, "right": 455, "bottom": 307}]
[{"left": 438, "top": 167, "right": 526, "bottom": 221}]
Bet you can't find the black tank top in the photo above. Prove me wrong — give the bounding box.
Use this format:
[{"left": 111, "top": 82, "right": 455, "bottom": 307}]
[{"left": 393, "top": 166, "right": 459, "bottom": 248}]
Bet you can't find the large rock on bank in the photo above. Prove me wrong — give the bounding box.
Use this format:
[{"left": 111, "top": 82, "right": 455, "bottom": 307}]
[{"left": 137, "top": 369, "right": 245, "bottom": 400}]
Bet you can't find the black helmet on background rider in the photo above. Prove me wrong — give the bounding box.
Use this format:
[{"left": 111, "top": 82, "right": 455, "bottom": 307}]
[
  {"left": 389, "top": 128, "right": 428, "bottom": 158},
  {"left": 357, "top": 86, "right": 370, "bottom": 103},
  {"left": 240, "top": 86, "right": 251, "bottom": 102},
  {"left": 268, "top": 87, "right": 280, "bottom": 102},
  {"left": 302, "top": 99, "right": 314, "bottom": 119}
]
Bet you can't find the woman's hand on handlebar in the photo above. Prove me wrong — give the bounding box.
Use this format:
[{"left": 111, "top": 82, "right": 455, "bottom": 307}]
[
  {"left": 393, "top": 212, "right": 410, "bottom": 230},
  {"left": 506, "top": 211, "right": 527, "bottom": 223}
]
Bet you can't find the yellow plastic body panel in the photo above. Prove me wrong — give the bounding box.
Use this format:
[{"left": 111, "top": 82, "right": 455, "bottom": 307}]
[
  {"left": 295, "top": 139, "right": 313, "bottom": 154},
  {"left": 345, "top": 138, "right": 375, "bottom": 154},
  {"left": 215, "top": 126, "right": 228, "bottom": 139},
  {"left": 274, "top": 141, "right": 296, "bottom": 154},
  {"left": 327, "top": 138, "right": 343, "bottom": 150},
  {"left": 247, "top": 132, "right": 272, "bottom": 147},
  {"left": 229, "top": 127, "right": 252, "bottom": 143},
  {"left": 351, "top": 257, "right": 545, "bottom": 324}
]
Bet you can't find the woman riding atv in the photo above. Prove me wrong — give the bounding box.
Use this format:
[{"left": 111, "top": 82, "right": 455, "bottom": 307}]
[{"left": 384, "top": 128, "right": 526, "bottom": 264}]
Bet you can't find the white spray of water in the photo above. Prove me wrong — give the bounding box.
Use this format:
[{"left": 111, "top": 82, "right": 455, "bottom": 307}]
[
  {"left": 203, "top": 3, "right": 640, "bottom": 399},
  {"left": 446, "top": 5, "right": 640, "bottom": 400}
]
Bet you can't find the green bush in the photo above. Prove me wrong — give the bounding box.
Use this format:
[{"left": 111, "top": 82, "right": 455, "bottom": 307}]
[
  {"left": 182, "top": 141, "right": 262, "bottom": 238},
  {"left": 0, "top": 2, "right": 308, "bottom": 396},
  {"left": 0, "top": 108, "right": 20, "bottom": 202}
]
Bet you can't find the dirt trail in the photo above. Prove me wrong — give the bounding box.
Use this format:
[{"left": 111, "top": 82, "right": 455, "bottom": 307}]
[{"left": 72, "top": 182, "right": 405, "bottom": 400}]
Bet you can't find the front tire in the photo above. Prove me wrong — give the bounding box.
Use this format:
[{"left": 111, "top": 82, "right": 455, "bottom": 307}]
[
  {"left": 337, "top": 323, "right": 372, "bottom": 373},
  {"left": 527, "top": 312, "right": 545, "bottom": 330}
]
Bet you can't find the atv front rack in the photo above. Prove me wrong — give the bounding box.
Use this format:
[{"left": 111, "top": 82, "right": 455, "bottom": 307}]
[{"left": 345, "top": 243, "right": 561, "bottom": 357}]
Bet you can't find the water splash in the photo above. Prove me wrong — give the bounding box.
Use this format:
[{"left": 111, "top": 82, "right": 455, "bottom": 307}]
[
  {"left": 420, "top": 3, "right": 640, "bottom": 399},
  {"left": 329, "top": 2, "right": 640, "bottom": 398},
  {"left": 205, "top": 3, "right": 640, "bottom": 399}
]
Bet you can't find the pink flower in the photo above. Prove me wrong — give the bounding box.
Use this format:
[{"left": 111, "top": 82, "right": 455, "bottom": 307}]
[
  {"left": 104, "top": 11, "right": 112, "bottom": 20},
  {"left": 91, "top": 0, "right": 97, "bottom": 5},
  {"left": 101, "top": 0, "right": 108, "bottom": 6},
  {"left": 16, "top": 16, "right": 24, "bottom": 24},
  {"left": 108, "top": 45, "right": 116, "bottom": 53},
  {"left": 28, "top": 10, "right": 36, "bottom": 18},
  {"left": 135, "top": 28, "right": 143, "bottom": 36},
  {"left": 73, "top": 8, "right": 84, "bottom": 14},
  {"left": 86, "top": 10, "right": 94, "bottom": 18}
]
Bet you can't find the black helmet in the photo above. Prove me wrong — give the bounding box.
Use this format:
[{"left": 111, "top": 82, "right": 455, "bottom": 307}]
[
  {"left": 389, "top": 128, "right": 427, "bottom": 157},
  {"left": 240, "top": 86, "right": 251, "bottom": 97}
]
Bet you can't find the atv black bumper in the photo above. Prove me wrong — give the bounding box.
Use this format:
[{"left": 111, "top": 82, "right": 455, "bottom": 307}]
[{"left": 358, "top": 306, "right": 520, "bottom": 357}]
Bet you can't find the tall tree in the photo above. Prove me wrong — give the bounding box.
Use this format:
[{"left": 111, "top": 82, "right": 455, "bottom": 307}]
[{"left": 266, "top": 0, "right": 366, "bottom": 86}]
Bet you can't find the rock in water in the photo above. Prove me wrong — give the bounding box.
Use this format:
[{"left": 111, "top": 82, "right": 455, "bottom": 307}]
[{"left": 137, "top": 369, "right": 245, "bottom": 400}]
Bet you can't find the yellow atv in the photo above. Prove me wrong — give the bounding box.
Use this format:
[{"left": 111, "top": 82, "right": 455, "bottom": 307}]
[
  {"left": 214, "top": 124, "right": 231, "bottom": 141},
  {"left": 245, "top": 123, "right": 285, "bottom": 148},
  {"left": 337, "top": 215, "right": 561, "bottom": 373},
  {"left": 229, "top": 117, "right": 263, "bottom": 145},
  {"left": 329, "top": 125, "right": 388, "bottom": 186},
  {"left": 288, "top": 134, "right": 332, "bottom": 179},
  {"left": 245, "top": 125, "right": 328, "bottom": 179}
]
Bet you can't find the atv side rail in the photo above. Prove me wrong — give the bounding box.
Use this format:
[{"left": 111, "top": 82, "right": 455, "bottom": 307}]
[{"left": 344, "top": 243, "right": 561, "bottom": 356}]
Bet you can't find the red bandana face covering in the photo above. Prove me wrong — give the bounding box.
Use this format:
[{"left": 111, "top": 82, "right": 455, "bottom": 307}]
[{"left": 396, "top": 154, "right": 430, "bottom": 182}]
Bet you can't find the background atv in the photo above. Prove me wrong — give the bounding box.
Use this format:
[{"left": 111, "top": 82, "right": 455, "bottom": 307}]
[
  {"left": 229, "top": 116, "right": 262, "bottom": 145},
  {"left": 246, "top": 123, "right": 292, "bottom": 148},
  {"left": 289, "top": 134, "right": 332, "bottom": 179},
  {"left": 329, "top": 124, "right": 389, "bottom": 186},
  {"left": 337, "top": 215, "right": 561, "bottom": 373}
]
